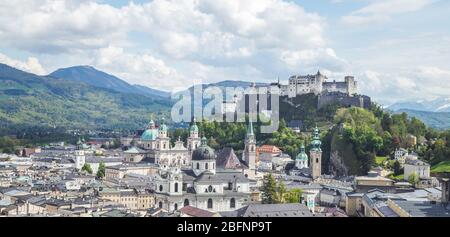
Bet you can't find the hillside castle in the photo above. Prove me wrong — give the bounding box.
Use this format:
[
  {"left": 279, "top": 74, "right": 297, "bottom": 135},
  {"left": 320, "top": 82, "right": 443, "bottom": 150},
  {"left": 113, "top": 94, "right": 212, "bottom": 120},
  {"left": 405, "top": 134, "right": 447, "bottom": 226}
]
[{"left": 274, "top": 71, "right": 358, "bottom": 98}]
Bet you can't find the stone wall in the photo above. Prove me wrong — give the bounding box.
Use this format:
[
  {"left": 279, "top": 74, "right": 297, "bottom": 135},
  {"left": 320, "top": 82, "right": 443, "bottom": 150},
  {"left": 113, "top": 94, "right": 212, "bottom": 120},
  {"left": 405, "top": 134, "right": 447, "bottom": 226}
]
[{"left": 318, "top": 92, "right": 371, "bottom": 109}]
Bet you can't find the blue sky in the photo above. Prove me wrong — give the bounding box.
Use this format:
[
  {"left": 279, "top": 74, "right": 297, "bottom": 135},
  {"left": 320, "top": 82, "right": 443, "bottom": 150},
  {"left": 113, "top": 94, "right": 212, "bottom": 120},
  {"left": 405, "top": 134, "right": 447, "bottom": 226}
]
[{"left": 0, "top": 0, "right": 449, "bottom": 105}]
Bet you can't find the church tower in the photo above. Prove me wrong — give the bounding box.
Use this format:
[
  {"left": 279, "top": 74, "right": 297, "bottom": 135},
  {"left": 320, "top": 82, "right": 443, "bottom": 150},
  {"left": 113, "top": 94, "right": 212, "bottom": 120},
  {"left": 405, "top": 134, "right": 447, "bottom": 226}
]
[
  {"left": 157, "top": 118, "right": 170, "bottom": 151},
  {"left": 244, "top": 118, "right": 257, "bottom": 177},
  {"left": 295, "top": 143, "right": 309, "bottom": 169},
  {"left": 187, "top": 118, "right": 201, "bottom": 154},
  {"left": 75, "top": 150, "right": 86, "bottom": 170},
  {"left": 310, "top": 127, "right": 322, "bottom": 179}
]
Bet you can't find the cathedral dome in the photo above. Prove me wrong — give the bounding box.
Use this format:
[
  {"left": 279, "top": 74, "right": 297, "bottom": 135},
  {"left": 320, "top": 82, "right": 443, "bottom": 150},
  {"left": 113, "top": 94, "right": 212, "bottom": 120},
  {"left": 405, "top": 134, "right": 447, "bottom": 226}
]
[
  {"left": 190, "top": 118, "right": 199, "bottom": 133},
  {"left": 141, "top": 128, "right": 158, "bottom": 141},
  {"left": 192, "top": 137, "right": 216, "bottom": 161},
  {"left": 296, "top": 144, "right": 308, "bottom": 161},
  {"left": 190, "top": 123, "right": 199, "bottom": 133}
]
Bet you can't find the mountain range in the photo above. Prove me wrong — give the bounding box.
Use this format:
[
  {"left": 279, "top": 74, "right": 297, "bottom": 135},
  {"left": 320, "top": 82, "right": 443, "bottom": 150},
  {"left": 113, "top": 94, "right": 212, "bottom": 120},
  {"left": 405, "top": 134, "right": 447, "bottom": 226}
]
[
  {"left": 1, "top": 62, "right": 449, "bottom": 131},
  {"left": 388, "top": 97, "right": 450, "bottom": 112},
  {"left": 50, "top": 66, "right": 171, "bottom": 99},
  {"left": 388, "top": 98, "right": 450, "bottom": 129},
  {"left": 0, "top": 63, "right": 171, "bottom": 130},
  {"left": 0, "top": 63, "right": 269, "bottom": 131}
]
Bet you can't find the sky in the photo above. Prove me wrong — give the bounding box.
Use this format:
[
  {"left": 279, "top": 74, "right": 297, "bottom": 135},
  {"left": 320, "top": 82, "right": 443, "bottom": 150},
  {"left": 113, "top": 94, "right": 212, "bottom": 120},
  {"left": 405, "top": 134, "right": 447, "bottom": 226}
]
[{"left": 0, "top": 0, "right": 450, "bottom": 105}]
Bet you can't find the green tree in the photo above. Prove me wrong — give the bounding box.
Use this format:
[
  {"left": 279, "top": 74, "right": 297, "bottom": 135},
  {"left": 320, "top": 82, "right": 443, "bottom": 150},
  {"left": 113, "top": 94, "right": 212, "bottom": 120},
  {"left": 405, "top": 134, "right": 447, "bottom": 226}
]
[
  {"left": 2, "top": 147, "right": 13, "bottom": 154},
  {"left": 82, "top": 163, "right": 93, "bottom": 174},
  {"left": 408, "top": 173, "right": 419, "bottom": 185},
  {"left": 96, "top": 161, "right": 106, "bottom": 178},
  {"left": 393, "top": 160, "right": 402, "bottom": 176},
  {"left": 276, "top": 181, "right": 287, "bottom": 203},
  {"left": 261, "top": 174, "right": 278, "bottom": 204},
  {"left": 284, "top": 189, "right": 303, "bottom": 203}
]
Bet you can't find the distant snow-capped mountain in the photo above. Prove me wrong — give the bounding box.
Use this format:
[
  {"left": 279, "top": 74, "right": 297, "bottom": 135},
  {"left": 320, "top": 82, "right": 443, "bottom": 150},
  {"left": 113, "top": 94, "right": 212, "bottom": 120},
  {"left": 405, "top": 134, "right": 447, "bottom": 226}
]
[{"left": 388, "top": 97, "right": 450, "bottom": 112}]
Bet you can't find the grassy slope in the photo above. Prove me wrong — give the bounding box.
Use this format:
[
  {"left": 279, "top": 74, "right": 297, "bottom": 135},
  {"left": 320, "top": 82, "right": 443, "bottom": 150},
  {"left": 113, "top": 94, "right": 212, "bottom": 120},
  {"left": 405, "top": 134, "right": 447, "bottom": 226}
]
[{"left": 431, "top": 161, "right": 450, "bottom": 173}]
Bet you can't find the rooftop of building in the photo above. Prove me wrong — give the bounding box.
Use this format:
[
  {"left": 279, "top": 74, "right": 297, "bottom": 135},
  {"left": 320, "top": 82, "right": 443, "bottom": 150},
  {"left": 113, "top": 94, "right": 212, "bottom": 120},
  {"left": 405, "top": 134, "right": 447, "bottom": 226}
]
[
  {"left": 393, "top": 200, "right": 450, "bottom": 217},
  {"left": 220, "top": 203, "right": 313, "bottom": 217}
]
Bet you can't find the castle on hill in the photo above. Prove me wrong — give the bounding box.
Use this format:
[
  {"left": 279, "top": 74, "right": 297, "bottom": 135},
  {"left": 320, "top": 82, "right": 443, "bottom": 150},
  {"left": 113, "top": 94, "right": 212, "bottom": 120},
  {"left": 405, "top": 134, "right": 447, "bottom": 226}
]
[{"left": 272, "top": 71, "right": 358, "bottom": 98}]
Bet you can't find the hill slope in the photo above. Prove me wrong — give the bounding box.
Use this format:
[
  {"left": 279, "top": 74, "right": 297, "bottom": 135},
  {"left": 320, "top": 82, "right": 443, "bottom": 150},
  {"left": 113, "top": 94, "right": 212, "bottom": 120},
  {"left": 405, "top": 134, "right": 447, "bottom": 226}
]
[
  {"left": 395, "top": 109, "right": 450, "bottom": 130},
  {"left": 0, "top": 63, "right": 171, "bottom": 130},
  {"left": 49, "top": 66, "right": 170, "bottom": 99}
]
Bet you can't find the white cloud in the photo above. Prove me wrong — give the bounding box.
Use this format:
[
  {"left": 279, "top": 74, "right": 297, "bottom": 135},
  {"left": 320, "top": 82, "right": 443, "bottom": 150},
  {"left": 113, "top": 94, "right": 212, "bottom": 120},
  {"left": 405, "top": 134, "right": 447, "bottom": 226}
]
[
  {"left": 342, "top": 0, "right": 436, "bottom": 25},
  {"left": 0, "top": 0, "right": 344, "bottom": 91},
  {"left": 280, "top": 48, "right": 348, "bottom": 72},
  {"left": 93, "top": 46, "right": 186, "bottom": 90},
  {"left": 0, "top": 53, "right": 46, "bottom": 75},
  {"left": 358, "top": 66, "right": 450, "bottom": 104}
]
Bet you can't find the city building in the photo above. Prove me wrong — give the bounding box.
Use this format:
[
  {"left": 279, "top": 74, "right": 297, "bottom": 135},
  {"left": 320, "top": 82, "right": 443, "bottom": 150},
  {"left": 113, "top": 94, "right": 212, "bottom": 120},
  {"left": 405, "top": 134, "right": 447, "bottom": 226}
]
[
  {"left": 152, "top": 136, "right": 252, "bottom": 213},
  {"left": 404, "top": 159, "right": 430, "bottom": 181}
]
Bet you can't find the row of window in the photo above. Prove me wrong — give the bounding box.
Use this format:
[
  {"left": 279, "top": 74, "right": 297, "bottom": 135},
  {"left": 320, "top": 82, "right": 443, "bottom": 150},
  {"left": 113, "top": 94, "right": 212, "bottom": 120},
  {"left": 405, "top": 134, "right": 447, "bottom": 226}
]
[
  {"left": 157, "top": 198, "right": 236, "bottom": 210},
  {"left": 159, "top": 183, "right": 180, "bottom": 193},
  {"left": 195, "top": 162, "right": 215, "bottom": 170}
]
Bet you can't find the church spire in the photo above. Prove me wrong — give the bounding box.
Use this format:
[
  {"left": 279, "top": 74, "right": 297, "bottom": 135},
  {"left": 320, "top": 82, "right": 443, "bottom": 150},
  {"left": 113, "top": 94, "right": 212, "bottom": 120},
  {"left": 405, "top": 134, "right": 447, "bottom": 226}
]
[
  {"left": 247, "top": 117, "right": 254, "bottom": 137},
  {"left": 311, "top": 126, "right": 322, "bottom": 151}
]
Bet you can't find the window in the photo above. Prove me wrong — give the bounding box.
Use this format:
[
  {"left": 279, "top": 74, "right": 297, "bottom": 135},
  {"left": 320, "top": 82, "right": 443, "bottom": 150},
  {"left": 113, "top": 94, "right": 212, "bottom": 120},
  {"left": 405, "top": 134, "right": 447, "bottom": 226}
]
[
  {"left": 174, "top": 204, "right": 178, "bottom": 210},
  {"left": 159, "top": 202, "right": 163, "bottom": 208},
  {"left": 196, "top": 163, "right": 200, "bottom": 169},
  {"left": 316, "top": 158, "right": 319, "bottom": 163},
  {"left": 228, "top": 182, "right": 233, "bottom": 190},
  {"left": 230, "top": 198, "right": 236, "bottom": 208},
  {"left": 159, "top": 185, "right": 163, "bottom": 192},
  {"left": 208, "top": 185, "right": 213, "bottom": 193},
  {"left": 175, "top": 183, "right": 179, "bottom": 193},
  {"left": 184, "top": 199, "right": 189, "bottom": 207},
  {"left": 207, "top": 199, "right": 213, "bottom": 209}
]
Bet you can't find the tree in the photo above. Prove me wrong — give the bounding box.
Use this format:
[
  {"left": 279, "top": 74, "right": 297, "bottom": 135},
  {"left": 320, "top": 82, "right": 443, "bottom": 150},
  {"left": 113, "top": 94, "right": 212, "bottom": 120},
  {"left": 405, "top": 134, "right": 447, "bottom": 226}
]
[
  {"left": 82, "top": 164, "right": 93, "bottom": 174},
  {"left": 96, "top": 161, "right": 106, "bottom": 178},
  {"left": 408, "top": 173, "right": 419, "bottom": 186},
  {"left": 285, "top": 189, "right": 303, "bottom": 203},
  {"left": 393, "top": 160, "right": 402, "bottom": 176},
  {"left": 261, "top": 174, "right": 278, "bottom": 204},
  {"left": 2, "top": 147, "right": 13, "bottom": 154},
  {"left": 276, "top": 181, "right": 287, "bottom": 203}
]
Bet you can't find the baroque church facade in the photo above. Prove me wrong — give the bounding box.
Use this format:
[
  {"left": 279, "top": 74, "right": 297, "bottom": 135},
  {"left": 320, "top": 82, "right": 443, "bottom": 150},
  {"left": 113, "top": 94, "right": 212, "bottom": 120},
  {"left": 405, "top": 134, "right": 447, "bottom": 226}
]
[
  {"left": 153, "top": 137, "right": 251, "bottom": 212},
  {"left": 123, "top": 118, "right": 257, "bottom": 212}
]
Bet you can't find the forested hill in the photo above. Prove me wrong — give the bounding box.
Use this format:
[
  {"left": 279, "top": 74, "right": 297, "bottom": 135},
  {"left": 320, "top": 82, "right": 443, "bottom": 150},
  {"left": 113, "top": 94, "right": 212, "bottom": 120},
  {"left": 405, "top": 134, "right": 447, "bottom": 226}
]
[{"left": 0, "top": 63, "right": 172, "bottom": 132}]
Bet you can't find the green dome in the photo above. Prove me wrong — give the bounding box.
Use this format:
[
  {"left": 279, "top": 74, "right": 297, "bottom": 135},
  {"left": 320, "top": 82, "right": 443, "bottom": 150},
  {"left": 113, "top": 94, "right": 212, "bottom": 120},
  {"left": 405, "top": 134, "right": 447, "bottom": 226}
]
[
  {"left": 190, "top": 123, "right": 199, "bottom": 132},
  {"left": 141, "top": 128, "right": 158, "bottom": 141},
  {"left": 190, "top": 118, "right": 199, "bottom": 132},
  {"left": 148, "top": 120, "right": 155, "bottom": 128},
  {"left": 296, "top": 144, "right": 308, "bottom": 161}
]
